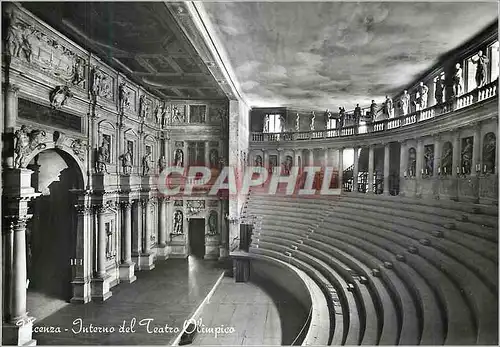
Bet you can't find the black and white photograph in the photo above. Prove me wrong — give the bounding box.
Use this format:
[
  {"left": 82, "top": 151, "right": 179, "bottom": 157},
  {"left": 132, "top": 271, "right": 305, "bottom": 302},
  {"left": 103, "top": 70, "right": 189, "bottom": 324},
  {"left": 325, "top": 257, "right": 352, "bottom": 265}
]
[{"left": 1, "top": 1, "right": 498, "bottom": 346}]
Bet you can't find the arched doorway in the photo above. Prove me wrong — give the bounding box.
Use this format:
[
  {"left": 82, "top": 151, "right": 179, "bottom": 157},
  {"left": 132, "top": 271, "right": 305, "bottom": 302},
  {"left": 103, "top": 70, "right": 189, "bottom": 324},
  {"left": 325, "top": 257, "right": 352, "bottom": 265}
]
[{"left": 26, "top": 148, "right": 84, "bottom": 321}]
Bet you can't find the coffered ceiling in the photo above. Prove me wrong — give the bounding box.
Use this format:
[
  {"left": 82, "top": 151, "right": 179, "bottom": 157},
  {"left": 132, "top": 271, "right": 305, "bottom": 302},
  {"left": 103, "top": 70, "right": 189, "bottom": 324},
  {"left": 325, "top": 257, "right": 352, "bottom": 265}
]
[{"left": 21, "top": 1, "right": 227, "bottom": 100}]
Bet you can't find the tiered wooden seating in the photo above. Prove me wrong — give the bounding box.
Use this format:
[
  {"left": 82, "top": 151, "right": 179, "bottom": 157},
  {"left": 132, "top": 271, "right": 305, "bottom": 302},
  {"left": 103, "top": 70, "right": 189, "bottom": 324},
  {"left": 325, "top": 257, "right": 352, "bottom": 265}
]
[{"left": 243, "top": 189, "right": 498, "bottom": 345}]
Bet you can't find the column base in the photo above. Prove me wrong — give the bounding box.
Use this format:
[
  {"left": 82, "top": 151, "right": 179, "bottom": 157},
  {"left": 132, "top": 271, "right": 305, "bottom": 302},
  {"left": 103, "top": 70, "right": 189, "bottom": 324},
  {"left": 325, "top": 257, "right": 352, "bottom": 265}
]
[
  {"left": 204, "top": 236, "right": 220, "bottom": 260},
  {"left": 133, "top": 253, "right": 155, "bottom": 271},
  {"left": 3, "top": 318, "right": 36, "bottom": 346},
  {"left": 156, "top": 244, "right": 168, "bottom": 261},
  {"left": 70, "top": 276, "right": 92, "bottom": 304},
  {"left": 167, "top": 234, "right": 188, "bottom": 258},
  {"left": 219, "top": 246, "right": 229, "bottom": 260},
  {"left": 119, "top": 262, "right": 137, "bottom": 283},
  {"left": 91, "top": 276, "right": 112, "bottom": 302}
]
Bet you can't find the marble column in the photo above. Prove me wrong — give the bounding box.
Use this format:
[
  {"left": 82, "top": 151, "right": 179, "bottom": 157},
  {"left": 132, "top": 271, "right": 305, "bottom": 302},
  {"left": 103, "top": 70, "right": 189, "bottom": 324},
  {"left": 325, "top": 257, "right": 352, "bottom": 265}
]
[
  {"left": 433, "top": 135, "right": 441, "bottom": 176},
  {"left": 324, "top": 148, "right": 329, "bottom": 167},
  {"left": 205, "top": 141, "right": 210, "bottom": 167},
  {"left": 416, "top": 139, "right": 424, "bottom": 179},
  {"left": 10, "top": 217, "right": 29, "bottom": 323},
  {"left": 92, "top": 205, "right": 112, "bottom": 301},
  {"left": 399, "top": 140, "right": 407, "bottom": 196},
  {"left": 472, "top": 123, "right": 481, "bottom": 176},
  {"left": 367, "top": 146, "right": 374, "bottom": 194},
  {"left": 453, "top": 132, "right": 461, "bottom": 177},
  {"left": 338, "top": 147, "right": 344, "bottom": 190},
  {"left": 157, "top": 197, "right": 168, "bottom": 260},
  {"left": 3, "top": 83, "right": 19, "bottom": 169},
  {"left": 383, "top": 143, "right": 390, "bottom": 195},
  {"left": 308, "top": 149, "right": 314, "bottom": 166},
  {"left": 138, "top": 200, "right": 155, "bottom": 270},
  {"left": 71, "top": 198, "right": 92, "bottom": 304},
  {"left": 119, "top": 201, "right": 136, "bottom": 283},
  {"left": 353, "top": 147, "right": 359, "bottom": 192}
]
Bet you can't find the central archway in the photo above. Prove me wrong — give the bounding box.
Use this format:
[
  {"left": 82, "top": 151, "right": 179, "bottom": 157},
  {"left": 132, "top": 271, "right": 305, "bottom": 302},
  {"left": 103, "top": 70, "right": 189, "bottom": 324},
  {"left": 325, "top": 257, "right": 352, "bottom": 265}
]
[{"left": 26, "top": 148, "right": 84, "bottom": 321}]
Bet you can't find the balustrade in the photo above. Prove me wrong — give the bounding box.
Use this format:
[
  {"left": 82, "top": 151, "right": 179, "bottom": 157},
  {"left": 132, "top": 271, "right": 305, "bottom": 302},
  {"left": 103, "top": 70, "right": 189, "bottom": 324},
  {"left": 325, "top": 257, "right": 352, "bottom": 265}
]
[{"left": 251, "top": 80, "right": 497, "bottom": 143}]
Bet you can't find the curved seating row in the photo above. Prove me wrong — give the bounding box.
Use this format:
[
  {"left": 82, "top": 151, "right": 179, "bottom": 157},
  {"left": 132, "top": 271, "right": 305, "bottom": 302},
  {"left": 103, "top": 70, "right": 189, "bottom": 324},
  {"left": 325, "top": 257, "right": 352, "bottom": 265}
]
[{"left": 243, "top": 189, "right": 498, "bottom": 345}]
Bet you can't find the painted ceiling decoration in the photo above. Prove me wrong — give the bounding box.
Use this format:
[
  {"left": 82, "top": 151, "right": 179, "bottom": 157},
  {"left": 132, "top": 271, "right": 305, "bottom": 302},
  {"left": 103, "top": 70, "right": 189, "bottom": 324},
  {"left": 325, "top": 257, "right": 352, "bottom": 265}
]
[{"left": 201, "top": 1, "right": 498, "bottom": 110}]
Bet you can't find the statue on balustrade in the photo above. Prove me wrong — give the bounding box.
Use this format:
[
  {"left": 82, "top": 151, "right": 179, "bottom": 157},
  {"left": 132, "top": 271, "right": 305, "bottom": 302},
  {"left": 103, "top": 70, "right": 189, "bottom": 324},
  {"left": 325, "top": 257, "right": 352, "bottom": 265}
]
[
  {"left": 441, "top": 142, "right": 453, "bottom": 175},
  {"left": 142, "top": 149, "right": 152, "bottom": 176},
  {"left": 263, "top": 115, "right": 270, "bottom": 133},
  {"left": 483, "top": 133, "right": 496, "bottom": 174},
  {"left": 173, "top": 210, "right": 183, "bottom": 234},
  {"left": 400, "top": 90, "right": 410, "bottom": 115},
  {"left": 254, "top": 155, "right": 263, "bottom": 167},
  {"left": 338, "top": 107, "right": 346, "bottom": 128},
  {"left": 472, "top": 50, "right": 489, "bottom": 88},
  {"left": 279, "top": 115, "right": 286, "bottom": 133},
  {"left": 461, "top": 138, "right": 473, "bottom": 175},
  {"left": 435, "top": 77, "right": 445, "bottom": 104},
  {"left": 369, "top": 100, "right": 377, "bottom": 120},
  {"left": 418, "top": 82, "right": 429, "bottom": 109},
  {"left": 408, "top": 147, "right": 417, "bottom": 176},
  {"left": 384, "top": 96, "right": 394, "bottom": 118},
  {"left": 95, "top": 137, "right": 110, "bottom": 173},
  {"left": 424, "top": 145, "right": 434, "bottom": 175},
  {"left": 452, "top": 63, "right": 463, "bottom": 96},
  {"left": 354, "top": 104, "right": 362, "bottom": 124},
  {"left": 120, "top": 148, "right": 133, "bottom": 175},
  {"left": 158, "top": 155, "right": 166, "bottom": 173},
  {"left": 295, "top": 113, "right": 300, "bottom": 131},
  {"left": 174, "top": 149, "right": 184, "bottom": 167},
  {"left": 310, "top": 112, "right": 315, "bottom": 131}
]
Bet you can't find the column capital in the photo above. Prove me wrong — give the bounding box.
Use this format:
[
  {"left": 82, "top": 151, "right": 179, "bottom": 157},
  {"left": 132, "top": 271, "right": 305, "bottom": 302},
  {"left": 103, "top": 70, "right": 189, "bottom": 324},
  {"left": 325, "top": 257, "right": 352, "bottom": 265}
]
[
  {"left": 120, "top": 201, "right": 133, "bottom": 210},
  {"left": 74, "top": 202, "right": 93, "bottom": 215},
  {"left": 3, "top": 82, "right": 20, "bottom": 94},
  {"left": 94, "top": 204, "right": 108, "bottom": 214},
  {"left": 3, "top": 215, "right": 30, "bottom": 234}
]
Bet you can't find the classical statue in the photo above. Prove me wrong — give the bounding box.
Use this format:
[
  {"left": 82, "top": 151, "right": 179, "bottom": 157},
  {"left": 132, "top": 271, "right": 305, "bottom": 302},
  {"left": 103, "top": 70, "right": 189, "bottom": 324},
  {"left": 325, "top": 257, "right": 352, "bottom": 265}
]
[
  {"left": 121, "top": 149, "right": 133, "bottom": 175},
  {"left": 424, "top": 146, "right": 434, "bottom": 174},
  {"left": 95, "top": 138, "right": 109, "bottom": 173},
  {"left": 282, "top": 155, "right": 293, "bottom": 175},
  {"left": 416, "top": 82, "right": 429, "bottom": 109},
  {"left": 279, "top": 115, "right": 286, "bottom": 132},
  {"left": 408, "top": 147, "right": 417, "bottom": 176},
  {"left": 142, "top": 150, "right": 152, "bottom": 176},
  {"left": 172, "top": 106, "right": 184, "bottom": 123},
  {"left": 255, "top": 155, "right": 263, "bottom": 167},
  {"left": 452, "top": 63, "right": 463, "bottom": 96},
  {"left": 461, "top": 138, "right": 473, "bottom": 174},
  {"left": 310, "top": 112, "right": 315, "bottom": 131},
  {"left": 14, "top": 125, "right": 30, "bottom": 169},
  {"left": 154, "top": 101, "right": 164, "bottom": 125},
  {"left": 295, "top": 113, "right": 300, "bottom": 131},
  {"left": 209, "top": 149, "right": 219, "bottom": 168},
  {"left": 400, "top": 90, "right": 410, "bottom": 115},
  {"left": 139, "top": 95, "right": 150, "bottom": 119},
  {"left": 263, "top": 115, "right": 270, "bottom": 132},
  {"left": 173, "top": 210, "right": 183, "bottom": 234},
  {"left": 435, "top": 77, "right": 445, "bottom": 104},
  {"left": 483, "top": 133, "right": 496, "bottom": 174},
  {"left": 384, "top": 96, "right": 394, "bottom": 118},
  {"left": 441, "top": 143, "right": 453, "bottom": 175},
  {"left": 5, "top": 11, "right": 32, "bottom": 62},
  {"left": 218, "top": 108, "right": 229, "bottom": 135},
  {"left": 369, "top": 100, "right": 377, "bottom": 120},
  {"left": 158, "top": 155, "right": 167, "bottom": 173},
  {"left": 71, "top": 59, "right": 85, "bottom": 87},
  {"left": 472, "top": 50, "right": 489, "bottom": 88},
  {"left": 338, "top": 107, "right": 346, "bottom": 128},
  {"left": 208, "top": 212, "right": 218, "bottom": 235},
  {"left": 49, "top": 85, "right": 73, "bottom": 109},
  {"left": 118, "top": 82, "right": 130, "bottom": 113},
  {"left": 71, "top": 139, "right": 85, "bottom": 161},
  {"left": 174, "top": 149, "right": 184, "bottom": 167}
]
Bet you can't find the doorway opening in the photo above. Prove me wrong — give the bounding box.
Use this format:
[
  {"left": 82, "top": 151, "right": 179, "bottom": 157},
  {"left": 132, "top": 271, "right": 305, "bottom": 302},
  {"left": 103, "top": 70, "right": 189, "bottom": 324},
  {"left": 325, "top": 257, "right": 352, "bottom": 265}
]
[{"left": 188, "top": 218, "right": 206, "bottom": 258}]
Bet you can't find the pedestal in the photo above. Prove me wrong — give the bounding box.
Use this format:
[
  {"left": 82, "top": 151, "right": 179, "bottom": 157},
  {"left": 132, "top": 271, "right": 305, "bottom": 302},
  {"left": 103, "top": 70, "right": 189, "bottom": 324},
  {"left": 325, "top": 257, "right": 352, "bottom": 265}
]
[
  {"left": 70, "top": 276, "right": 92, "bottom": 304},
  {"left": 119, "top": 262, "right": 137, "bottom": 283},
  {"left": 219, "top": 245, "right": 229, "bottom": 260},
  {"left": 167, "top": 234, "right": 187, "bottom": 258},
  {"left": 156, "top": 244, "right": 168, "bottom": 260},
  {"left": 479, "top": 174, "right": 498, "bottom": 205},
  {"left": 233, "top": 258, "right": 250, "bottom": 282},
  {"left": 458, "top": 176, "right": 479, "bottom": 203},
  {"left": 137, "top": 253, "right": 155, "bottom": 271},
  {"left": 438, "top": 176, "right": 458, "bottom": 201},
  {"left": 204, "top": 235, "right": 220, "bottom": 260},
  {"left": 91, "top": 276, "right": 112, "bottom": 302},
  {"left": 2, "top": 319, "right": 36, "bottom": 346}
]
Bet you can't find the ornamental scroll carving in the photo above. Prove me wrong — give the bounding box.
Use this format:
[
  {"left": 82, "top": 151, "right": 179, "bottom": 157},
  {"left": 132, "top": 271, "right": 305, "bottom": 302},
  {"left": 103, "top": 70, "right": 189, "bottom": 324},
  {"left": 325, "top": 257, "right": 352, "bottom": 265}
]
[
  {"left": 14, "top": 125, "right": 47, "bottom": 169},
  {"left": 5, "top": 9, "right": 87, "bottom": 87}
]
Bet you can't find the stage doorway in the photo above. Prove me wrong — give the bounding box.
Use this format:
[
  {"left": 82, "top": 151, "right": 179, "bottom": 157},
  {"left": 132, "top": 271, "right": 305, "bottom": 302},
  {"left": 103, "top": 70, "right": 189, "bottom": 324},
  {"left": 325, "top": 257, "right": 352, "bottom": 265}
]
[{"left": 188, "top": 218, "right": 206, "bottom": 258}]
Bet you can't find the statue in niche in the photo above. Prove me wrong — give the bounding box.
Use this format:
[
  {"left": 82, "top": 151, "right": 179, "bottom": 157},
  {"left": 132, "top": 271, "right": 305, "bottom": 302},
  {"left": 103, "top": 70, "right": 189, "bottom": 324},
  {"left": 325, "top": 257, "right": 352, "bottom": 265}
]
[
  {"left": 408, "top": 147, "right": 417, "bottom": 176},
  {"left": 208, "top": 211, "right": 218, "bottom": 235},
  {"left": 105, "top": 223, "right": 113, "bottom": 259},
  {"left": 452, "top": 63, "right": 463, "bottom": 96},
  {"left": 461, "top": 138, "right": 473, "bottom": 174},
  {"left": 172, "top": 106, "right": 184, "bottom": 123},
  {"left": 209, "top": 149, "right": 219, "bottom": 168},
  {"left": 49, "top": 85, "right": 73, "bottom": 109},
  {"left": 173, "top": 210, "right": 183, "bottom": 234},
  {"left": 13, "top": 125, "right": 46, "bottom": 169},
  {"left": 71, "top": 59, "right": 85, "bottom": 87},
  {"left": 142, "top": 148, "right": 152, "bottom": 176},
  {"left": 174, "top": 149, "right": 184, "bottom": 167},
  {"left": 139, "top": 95, "right": 150, "bottom": 118},
  {"left": 310, "top": 112, "right": 315, "bottom": 131},
  {"left": 416, "top": 82, "right": 429, "bottom": 109},
  {"left": 154, "top": 101, "right": 165, "bottom": 125},
  {"left": 118, "top": 82, "right": 131, "bottom": 113},
  {"left": 435, "top": 77, "right": 445, "bottom": 104},
  {"left": 400, "top": 90, "right": 410, "bottom": 116},
  {"left": 95, "top": 137, "right": 110, "bottom": 173},
  {"left": 295, "top": 113, "right": 300, "bottom": 131},
  {"left": 472, "top": 50, "right": 489, "bottom": 88},
  {"left": 158, "top": 155, "right": 167, "bottom": 173},
  {"left": 483, "top": 133, "right": 496, "bottom": 174},
  {"left": 441, "top": 142, "right": 453, "bottom": 175},
  {"left": 120, "top": 148, "right": 133, "bottom": 175},
  {"left": 263, "top": 115, "right": 270, "bottom": 133},
  {"left": 255, "top": 155, "right": 263, "bottom": 167},
  {"left": 218, "top": 108, "right": 229, "bottom": 135},
  {"left": 5, "top": 10, "right": 32, "bottom": 62},
  {"left": 384, "top": 96, "right": 394, "bottom": 118},
  {"left": 282, "top": 155, "right": 293, "bottom": 176},
  {"left": 424, "top": 145, "right": 434, "bottom": 175}
]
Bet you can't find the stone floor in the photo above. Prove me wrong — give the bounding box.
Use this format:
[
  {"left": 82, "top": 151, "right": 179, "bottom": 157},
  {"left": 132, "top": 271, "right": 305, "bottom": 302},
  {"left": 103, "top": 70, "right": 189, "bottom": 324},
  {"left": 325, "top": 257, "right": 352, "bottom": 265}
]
[
  {"left": 32, "top": 257, "right": 224, "bottom": 345},
  {"left": 191, "top": 277, "right": 282, "bottom": 346}
]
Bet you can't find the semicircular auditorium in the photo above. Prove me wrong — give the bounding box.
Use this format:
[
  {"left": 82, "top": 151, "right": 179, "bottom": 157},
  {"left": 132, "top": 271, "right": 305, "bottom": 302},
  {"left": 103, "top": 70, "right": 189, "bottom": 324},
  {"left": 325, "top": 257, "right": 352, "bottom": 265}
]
[{"left": 1, "top": 1, "right": 498, "bottom": 346}]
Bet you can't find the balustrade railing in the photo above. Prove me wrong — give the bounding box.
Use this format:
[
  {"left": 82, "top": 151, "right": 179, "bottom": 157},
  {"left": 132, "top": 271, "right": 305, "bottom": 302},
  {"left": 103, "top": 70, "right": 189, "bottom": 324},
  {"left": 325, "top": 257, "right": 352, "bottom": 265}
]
[{"left": 251, "top": 80, "right": 497, "bottom": 143}]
